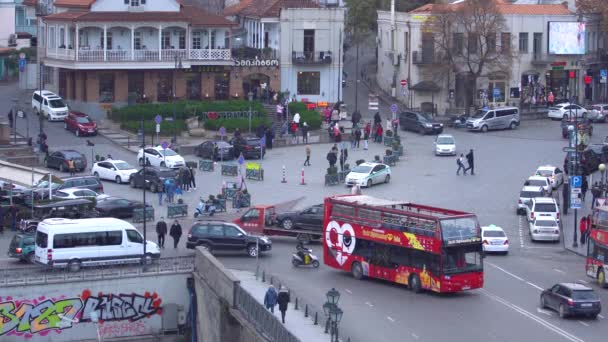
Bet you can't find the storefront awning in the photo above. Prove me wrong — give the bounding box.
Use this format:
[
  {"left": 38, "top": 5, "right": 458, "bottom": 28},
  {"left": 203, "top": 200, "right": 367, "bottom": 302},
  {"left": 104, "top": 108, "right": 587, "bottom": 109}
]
[
  {"left": 521, "top": 70, "right": 540, "bottom": 76},
  {"left": 410, "top": 81, "right": 440, "bottom": 92}
]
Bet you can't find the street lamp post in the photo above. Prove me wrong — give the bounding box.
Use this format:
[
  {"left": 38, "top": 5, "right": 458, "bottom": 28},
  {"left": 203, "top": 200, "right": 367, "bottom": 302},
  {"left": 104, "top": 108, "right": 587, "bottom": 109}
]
[
  {"left": 141, "top": 117, "right": 148, "bottom": 262},
  {"left": 248, "top": 91, "right": 254, "bottom": 134},
  {"left": 572, "top": 105, "right": 579, "bottom": 248},
  {"left": 600, "top": 163, "right": 607, "bottom": 198},
  {"left": 172, "top": 53, "right": 183, "bottom": 144},
  {"left": 12, "top": 98, "right": 18, "bottom": 145},
  {"left": 323, "top": 288, "right": 342, "bottom": 342}
]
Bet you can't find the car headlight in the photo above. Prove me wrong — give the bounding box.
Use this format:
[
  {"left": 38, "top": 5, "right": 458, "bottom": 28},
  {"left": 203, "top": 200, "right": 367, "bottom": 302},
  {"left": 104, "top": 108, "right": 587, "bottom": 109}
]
[
  {"left": 425, "top": 123, "right": 433, "bottom": 128},
  {"left": 533, "top": 229, "right": 538, "bottom": 234},
  {"left": 439, "top": 123, "right": 444, "bottom": 127}
]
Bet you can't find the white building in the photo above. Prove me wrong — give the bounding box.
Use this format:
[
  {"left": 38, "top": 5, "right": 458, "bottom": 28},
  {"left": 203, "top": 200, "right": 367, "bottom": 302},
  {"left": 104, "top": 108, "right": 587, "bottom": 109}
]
[
  {"left": 0, "top": 0, "right": 16, "bottom": 47},
  {"left": 376, "top": 1, "right": 583, "bottom": 114}
]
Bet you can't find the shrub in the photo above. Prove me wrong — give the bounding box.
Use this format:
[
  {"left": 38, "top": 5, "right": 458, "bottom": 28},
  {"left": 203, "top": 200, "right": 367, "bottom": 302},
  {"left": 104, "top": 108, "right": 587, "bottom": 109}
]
[
  {"left": 288, "top": 102, "right": 322, "bottom": 129},
  {"left": 203, "top": 117, "right": 271, "bottom": 132},
  {"left": 120, "top": 120, "right": 187, "bottom": 135}
]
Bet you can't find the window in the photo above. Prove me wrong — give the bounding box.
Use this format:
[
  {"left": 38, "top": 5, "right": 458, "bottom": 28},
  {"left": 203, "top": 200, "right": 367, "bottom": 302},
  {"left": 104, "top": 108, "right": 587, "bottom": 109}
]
[
  {"left": 533, "top": 32, "right": 542, "bottom": 55},
  {"left": 501, "top": 32, "right": 511, "bottom": 53},
  {"left": 440, "top": 217, "right": 479, "bottom": 245},
  {"left": 126, "top": 230, "right": 143, "bottom": 243},
  {"left": 225, "top": 30, "right": 231, "bottom": 49},
  {"left": 404, "top": 31, "right": 409, "bottom": 54},
  {"left": 210, "top": 31, "right": 216, "bottom": 49},
  {"left": 331, "top": 204, "right": 355, "bottom": 218},
  {"left": 452, "top": 33, "right": 463, "bottom": 55},
  {"left": 103, "top": 231, "right": 123, "bottom": 245},
  {"left": 179, "top": 31, "right": 186, "bottom": 49},
  {"left": 467, "top": 33, "right": 478, "bottom": 54},
  {"left": 100, "top": 32, "right": 112, "bottom": 50},
  {"left": 130, "top": 0, "right": 139, "bottom": 6},
  {"left": 36, "top": 231, "right": 48, "bottom": 248},
  {"left": 358, "top": 208, "right": 381, "bottom": 221},
  {"left": 128, "top": 71, "right": 144, "bottom": 99},
  {"left": 486, "top": 32, "right": 496, "bottom": 52},
  {"left": 303, "top": 29, "right": 315, "bottom": 54},
  {"left": 243, "top": 208, "right": 260, "bottom": 220},
  {"left": 192, "top": 32, "right": 201, "bottom": 49},
  {"left": 208, "top": 225, "right": 224, "bottom": 236},
  {"left": 193, "top": 225, "right": 209, "bottom": 236},
  {"left": 224, "top": 226, "right": 242, "bottom": 237},
  {"left": 134, "top": 31, "right": 142, "bottom": 50},
  {"left": 99, "top": 74, "right": 115, "bottom": 103},
  {"left": 518, "top": 32, "right": 528, "bottom": 53},
  {"left": 187, "top": 75, "right": 201, "bottom": 100},
  {"left": 162, "top": 31, "right": 171, "bottom": 49},
  {"left": 297, "top": 72, "right": 320, "bottom": 95}
]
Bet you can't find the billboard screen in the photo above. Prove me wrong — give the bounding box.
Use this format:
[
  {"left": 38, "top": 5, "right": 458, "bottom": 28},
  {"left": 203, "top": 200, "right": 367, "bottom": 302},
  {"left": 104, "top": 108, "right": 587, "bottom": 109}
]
[{"left": 548, "top": 22, "right": 586, "bottom": 55}]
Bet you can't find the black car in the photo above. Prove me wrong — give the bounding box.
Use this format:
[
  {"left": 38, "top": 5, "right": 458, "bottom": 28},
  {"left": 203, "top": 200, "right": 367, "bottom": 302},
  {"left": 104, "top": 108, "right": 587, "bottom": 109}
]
[
  {"left": 230, "top": 136, "right": 265, "bottom": 159},
  {"left": 58, "top": 175, "right": 104, "bottom": 193},
  {"left": 44, "top": 150, "right": 87, "bottom": 172},
  {"left": 399, "top": 111, "right": 443, "bottom": 135},
  {"left": 96, "top": 196, "right": 148, "bottom": 218},
  {"left": 561, "top": 117, "right": 593, "bottom": 139},
  {"left": 564, "top": 147, "right": 604, "bottom": 175},
  {"left": 186, "top": 221, "right": 271, "bottom": 257},
  {"left": 195, "top": 140, "right": 234, "bottom": 160},
  {"left": 540, "top": 283, "right": 601, "bottom": 318},
  {"left": 129, "top": 167, "right": 177, "bottom": 193},
  {"left": 277, "top": 204, "right": 324, "bottom": 231}
]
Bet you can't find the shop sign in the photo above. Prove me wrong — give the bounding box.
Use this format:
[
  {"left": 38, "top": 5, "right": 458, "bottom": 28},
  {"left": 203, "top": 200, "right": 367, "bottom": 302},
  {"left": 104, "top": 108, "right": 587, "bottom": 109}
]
[
  {"left": 191, "top": 66, "right": 227, "bottom": 73},
  {"left": 234, "top": 59, "right": 279, "bottom": 67},
  {"left": 200, "top": 111, "right": 263, "bottom": 120},
  {"left": 551, "top": 62, "right": 567, "bottom": 67}
]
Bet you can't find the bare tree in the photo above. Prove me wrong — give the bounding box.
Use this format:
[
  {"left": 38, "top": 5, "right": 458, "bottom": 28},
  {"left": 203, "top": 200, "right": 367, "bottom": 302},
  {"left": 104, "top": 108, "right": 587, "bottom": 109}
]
[
  {"left": 423, "top": 0, "right": 515, "bottom": 113},
  {"left": 576, "top": 0, "right": 608, "bottom": 16}
]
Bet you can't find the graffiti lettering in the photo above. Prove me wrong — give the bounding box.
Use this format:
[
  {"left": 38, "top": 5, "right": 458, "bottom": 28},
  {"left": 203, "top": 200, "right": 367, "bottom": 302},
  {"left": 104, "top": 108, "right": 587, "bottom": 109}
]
[
  {"left": 99, "top": 321, "right": 147, "bottom": 338},
  {"left": 0, "top": 291, "right": 162, "bottom": 337}
]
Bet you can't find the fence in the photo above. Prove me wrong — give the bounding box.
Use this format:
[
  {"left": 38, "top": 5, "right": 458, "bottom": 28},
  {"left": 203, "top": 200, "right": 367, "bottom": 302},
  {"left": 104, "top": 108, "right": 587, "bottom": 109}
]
[
  {"left": 234, "top": 285, "right": 300, "bottom": 342},
  {"left": 0, "top": 255, "right": 195, "bottom": 287}
]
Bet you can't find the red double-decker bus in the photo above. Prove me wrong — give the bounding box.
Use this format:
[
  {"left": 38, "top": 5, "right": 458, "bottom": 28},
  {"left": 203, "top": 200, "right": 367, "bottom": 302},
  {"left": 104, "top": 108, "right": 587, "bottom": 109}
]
[
  {"left": 586, "top": 199, "right": 608, "bottom": 287},
  {"left": 323, "top": 195, "right": 484, "bottom": 293}
]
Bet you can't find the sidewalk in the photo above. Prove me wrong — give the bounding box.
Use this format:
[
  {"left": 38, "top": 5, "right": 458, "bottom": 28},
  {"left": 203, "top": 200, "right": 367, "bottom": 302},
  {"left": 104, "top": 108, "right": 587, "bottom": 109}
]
[
  {"left": 231, "top": 269, "right": 335, "bottom": 342},
  {"left": 556, "top": 192, "right": 590, "bottom": 257}
]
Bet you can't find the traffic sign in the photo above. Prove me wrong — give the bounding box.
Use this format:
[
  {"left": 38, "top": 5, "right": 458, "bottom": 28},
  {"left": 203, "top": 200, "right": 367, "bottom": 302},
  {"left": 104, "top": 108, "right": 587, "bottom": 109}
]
[
  {"left": 161, "top": 140, "right": 169, "bottom": 149},
  {"left": 493, "top": 88, "right": 500, "bottom": 98},
  {"left": 571, "top": 197, "right": 582, "bottom": 209},
  {"left": 219, "top": 126, "right": 226, "bottom": 137},
  {"left": 18, "top": 59, "right": 26, "bottom": 72},
  {"left": 155, "top": 124, "right": 160, "bottom": 133},
  {"left": 390, "top": 104, "right": 398, "bottom": 113},
  {"left": 238, "top": 154, "right": 245, "bottom": 165},
  {"left": 155, "top": 115, "right": 162, "bottom": 124},
  {"left": 570, "top": 175, "right": 582, "bottom": 209},
  {"left": 571, "top": 175, "right": 582, "bottom": 188},
  {"left": 400, "top": 79, "right": 407, "bottom": 86}
]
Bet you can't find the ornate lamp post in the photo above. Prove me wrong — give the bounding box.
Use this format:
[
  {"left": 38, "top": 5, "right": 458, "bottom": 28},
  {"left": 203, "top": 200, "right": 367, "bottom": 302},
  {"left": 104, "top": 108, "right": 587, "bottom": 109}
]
[
  {"left": 600, "top": 163, "right": 607, "bottom": 198},
  {"left": 172, "top": 52, "right": 183, "bottom": 144},
  {"left": 248, "top": 91, "right": 254, "bottom": 134},
  {"left": 323, "top": 288, "right": 342, "bottom": 341}
]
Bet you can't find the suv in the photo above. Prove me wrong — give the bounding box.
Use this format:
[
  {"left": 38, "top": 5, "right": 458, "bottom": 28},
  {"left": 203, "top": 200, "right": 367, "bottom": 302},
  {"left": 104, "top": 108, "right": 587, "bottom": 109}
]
[
  {"left": 399, "top": 111, "right": 443, "bottom": 135},
  {"left": 64, "top": 111, "right": 97, "bottom": 137},
  {"left": 541, "top": 283, "right": 601, "bottom": 318},
  {"left": 276, "top": 204, "right": 324, "bottom": 230},
  {"left": 32, "top": 90, "right": 69, "bottom": 121},
  {"left": 466, "top": 107, "right": 520, "bottom": 132},
  {"left": 57, "top": 175, "right": 104, "bottom": 193},
  {"left": 587, "top": 104, "right": 608, "bottom": 122},
  {"left": 564, "top": 148, "right": 602, "bottom": 175},
  {"left": 129, "top": 167, "right": 177, "bottom": 193},
  {"left": 186, "top": 221, "right": 272, "bottom": 257},
  {"left": 517, "top": 186, "right": 546, "bottom": 215},
  {"left": 8, "top": 233, "right": 35, "bottom": 263},
  {"left": 525, "top": 197, "right": 560, "bottom": 223},
  {"left": 230, "top": 136, "right": 265, "bottom": 159},
  {"left": 44, "top": 150, "right": 87, "bottom": 172}
]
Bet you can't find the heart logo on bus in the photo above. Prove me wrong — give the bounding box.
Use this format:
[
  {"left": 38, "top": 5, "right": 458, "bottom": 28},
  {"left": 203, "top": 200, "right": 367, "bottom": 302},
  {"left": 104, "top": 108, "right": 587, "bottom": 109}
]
[{"left": 325, "top": 221, "right": 356, "bottom": 266}]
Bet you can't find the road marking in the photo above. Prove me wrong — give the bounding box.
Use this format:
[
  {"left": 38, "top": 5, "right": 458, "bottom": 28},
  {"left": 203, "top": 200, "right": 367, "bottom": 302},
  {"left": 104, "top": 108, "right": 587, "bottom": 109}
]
[
  {"left": 578, "top": 321, "right": 590, "bottom": 327},
  {"left": 411, "top": 333, "right": 420, "bottom": 339},
  {"left": 527, "top": 282, "right": 544, "bottom": 291},
  {"left": 537, "top": 307, "right": 553, "bottom": 316},
  {"left": 387, "top": 316, "right": 395, "bottom": 322},
  {"left": 553, "top": 268, "right": 565, "bottom": 274},
  {"left": 482, "top": 289, "right": 585, "bottom": 342},
  {"left": 365, "top": 302, "right": 374, "bottom": 307},
  {"left": 344, "top": 288, "right": 352, "bottom": 294},
  {"left": 577, "top": 279, "right": 588, "bottom": 284},
  {"left": 486, "top": 262, "right": 524, "bottom": 281},
  {"left": 518, "top": 217, "right": 525, "bottom": 248}
]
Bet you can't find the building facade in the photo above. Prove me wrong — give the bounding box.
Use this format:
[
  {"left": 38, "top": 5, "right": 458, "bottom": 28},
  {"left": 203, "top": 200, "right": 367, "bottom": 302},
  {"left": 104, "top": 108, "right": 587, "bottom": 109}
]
[
  {"left": 583, "top": 14, "right": 608, "bottom": 104},
  {"left": 376, "top": 1, "right": 584, "bottom": 115},
  {"left": 0, "top": 0, "right": 16, "bottom": 47}
]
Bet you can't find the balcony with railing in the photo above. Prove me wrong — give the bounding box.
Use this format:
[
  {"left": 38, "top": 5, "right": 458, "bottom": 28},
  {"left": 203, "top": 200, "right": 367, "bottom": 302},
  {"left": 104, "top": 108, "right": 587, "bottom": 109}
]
[
  {"left": 232, "top": 46, "right": 279, "bottom": 60},
  {"left": 45, "top": 47, "right": 231, "bottom": 63},
  {"left": 292, "top": 51, "right": 332, "bottom": 65}
]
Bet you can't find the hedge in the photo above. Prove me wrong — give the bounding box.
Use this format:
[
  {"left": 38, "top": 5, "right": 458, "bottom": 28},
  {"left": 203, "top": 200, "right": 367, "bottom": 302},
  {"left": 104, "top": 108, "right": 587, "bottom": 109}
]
[
  {"left": 288, "top": 102, "right": 322, "bottom": 129},
  {"left": 204, "top": 117, "right": 271, "bottom": 132},
  {"left": 120, "top": 120, "right": 187, "bottom": 135}
]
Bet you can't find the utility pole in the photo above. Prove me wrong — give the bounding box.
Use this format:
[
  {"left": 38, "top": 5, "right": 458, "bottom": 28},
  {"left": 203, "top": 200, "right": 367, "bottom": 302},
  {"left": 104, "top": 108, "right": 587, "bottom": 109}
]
[{"left": 354, "top": 32, "right": 359, "bottom": 113}]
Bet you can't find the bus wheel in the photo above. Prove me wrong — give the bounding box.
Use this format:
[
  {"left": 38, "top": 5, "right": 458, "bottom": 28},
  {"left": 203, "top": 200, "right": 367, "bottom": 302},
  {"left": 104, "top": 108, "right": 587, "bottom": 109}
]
[
  {"left": 351, "top": 262, "right": 364, "bottom": 280},
  {"left": 409, "top": 274, "right": 422, "bottom": 293},
  {"left": 599, "top": 269, "right": 607, "bottom": 288},
  {"left": 68, "top": 260, "right": 81, "bottom": 272}
]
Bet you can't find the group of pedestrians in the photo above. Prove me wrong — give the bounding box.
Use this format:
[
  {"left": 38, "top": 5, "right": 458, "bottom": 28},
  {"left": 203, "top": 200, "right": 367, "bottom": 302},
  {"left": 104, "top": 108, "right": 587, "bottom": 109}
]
[
  {"left": 456, "top": 149, "right": 475, "bottom": 176},
  {"left": 264, "top": 285, "right": 291, "bottom": 323},
  {"left": 157, "top": 166, "right": 197, "bottom": 205},
  {"left": 155, "top": 217, "right": 183, "bottom": 249}
]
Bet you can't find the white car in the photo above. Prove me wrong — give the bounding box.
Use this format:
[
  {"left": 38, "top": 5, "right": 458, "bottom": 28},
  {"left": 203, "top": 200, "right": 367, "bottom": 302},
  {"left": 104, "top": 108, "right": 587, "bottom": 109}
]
[
  {"left": 32, "top": 90, "right": 69, "bottom": 121},
  {"left": 518, "top": 185, "right": 546, "bottom": 215},
  {"left": 525, "top": 176, "right": 552, "bottom": 195},
  {"left": 92, "top": 159, "right": 138, "bottom": 184},
  {"left": 54, "top": 188, "right": 110, "bottom": 201},
  {"left": 588, "top": 104, "right": 608, "bottom": 123},
  {"left": 548, "top": 103, "right": 587, "bottom": 120},
  {"left": 434, "top": 134, "right": 456, "bottom": 156},
  {"left": 482, "top": 225, "right": 509, "bottom": 254},
  {"left": 529, "top": 216, "right": 560, "bottom": 242},
  {"left": 345, "top": 162, "right": 391, "bottom": 188},
  {"left": 137, "top": 146, "right": 185, "bottom": 169},
  {"left": 535, "top": 165, "right": 564, "bottom": 189},
  {"left": 525, "top": 197, "right": 560, "bottom": 223}
]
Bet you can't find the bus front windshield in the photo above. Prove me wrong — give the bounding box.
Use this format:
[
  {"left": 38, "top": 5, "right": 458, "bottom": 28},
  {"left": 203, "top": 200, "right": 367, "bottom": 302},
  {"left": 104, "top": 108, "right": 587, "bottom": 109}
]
[
  {"left": 595, "top": 209, "right": 608, "bottom": 230},
  {"left": 442, "top": 245, "right": 483, "bottom": 275},
  {"left": 440, "top": 217, "right": 480, "bottom": 245}
]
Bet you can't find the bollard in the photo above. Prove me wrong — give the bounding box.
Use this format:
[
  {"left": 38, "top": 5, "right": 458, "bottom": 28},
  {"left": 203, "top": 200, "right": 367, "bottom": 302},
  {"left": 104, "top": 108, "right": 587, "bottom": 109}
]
[
  {"left": 270, "top": 276, "right": 274, "bottom": 285},
  {"left": 281, "top": 165, "right": 287, "bottom": 183},
  {"left": 300, "top": 168, "right": 306, "bottom": 185},
  {"left": 314, "top": 312, "right": 318, "bottom": 325},
  {"left": 295, "top": 297, "right": 299, "bottom": 310},
  {"left": 127, "top": 136, "right": 130, "bottom": 148},
  {"left": 305, "top": 304, "right": 308, "bottom": 317},
  {"left": 325, "top": 318, "right": 329, "bottom": 334},
  {"left": 262, "top": 270, "right": 266, "bottom": 282}
]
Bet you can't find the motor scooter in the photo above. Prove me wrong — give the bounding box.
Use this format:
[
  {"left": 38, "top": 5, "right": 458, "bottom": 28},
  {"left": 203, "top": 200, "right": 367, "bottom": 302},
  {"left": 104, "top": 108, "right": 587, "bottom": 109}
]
[
  {"left": 450, "top": 114, "right": 468, "bottom": 128},
  {"left": 193, "top": 199, "right": 216, "bottom": 218},
  {"left": 292, "top": 247, "right": 320, "bottom": 268}
]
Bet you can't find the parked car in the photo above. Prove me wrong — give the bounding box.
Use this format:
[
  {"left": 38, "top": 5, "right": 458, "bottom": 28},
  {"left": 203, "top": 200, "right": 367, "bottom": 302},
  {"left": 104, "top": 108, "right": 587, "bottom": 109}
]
[
  {"left": 54, "top": 188, "right": 109, "bottom": 201},
  {"left": 525, "top": 197, "right": 560, "bottom": 223},
  {"left": 7, "top": 233, "right": 35, "bottom": 263},
  {"left": 345, "top": 162, "right": 391, "bottom": 188},
  {"left": 517, "top": 186, "right": 546, "bottom": 215},
  {"left": 31, "top": 90, "right": 69, "bottom": 121},
  {"left": 44, "top": 150, "right": 87, "bottom": 172},
  {"left": 434, "top": 134, "right": 456, "bottom": 156},
  {"left": 137, "top": 146, "right": 185, "bottom": 169},
  {"left": 276, "top": 204, "right": 324, "bottom": 230},
  {"left": 465, "top": 107, "right": 520, "bottom": 132},
  {"left": 548, "top": 103, "right": 587, "bottom": 120},
  {"left": 25, "top": 180, "right": 61, "bottom": 201},
  {"left": 587, "top": 104, "right": 608, "bottom": 122},
  {"left": 230, "top": 136, "right": 265, "bottom": 159},
  {"left": 57, "top": 175, "right": 104, "bottom": 194},
  {"left": 186, "top": 221, "right": 271, "bottom": 257},
  {"left": 64, "top": 111, "right": 98, "bottom": 136},
  {"left": 564, "top": 147, "right": 604, "bottom": 175},
  {"left": 525, "top": 176, "right": 553, "bottom": 195},
  {"left": 481, "top": 225, "right": 509, "bottom": 254},
  {"left": 540, "top": 283, "right": 601, "bottom": 318},
  {"left": 399, "top": 111, "right": 443, "bottom": 135},
  {"left": 587, "top": 143, "right": 608, "bottom": 163},
  {"left": 529, "top": 216, "right": 560, "bottom": 242},
  {"left": 96, "top": 196, "right": 148, "bottom": 218},
  {"left": 92, "top": 159, "right": 137, "bottom": 184},
  {"left": 129, "top": 167, "right": 177, "bottom": 193},
  {"left": 195, "top": 140, "right": 234, "bottom": 160},
  {"left": 561, "top": 117, "right": 592, "bottom": 139},
  {"left": 535, "top": 165, "right": 565, "bottom": 189}
]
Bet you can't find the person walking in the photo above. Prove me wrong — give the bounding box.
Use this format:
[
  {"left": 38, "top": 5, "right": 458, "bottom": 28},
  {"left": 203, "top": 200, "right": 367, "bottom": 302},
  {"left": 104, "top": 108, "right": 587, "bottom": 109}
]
[
  {"left": 182, "top": 167, "right": 191, "bottom": 192},
  {"left": 364, "top": 122, "right": 371, "bottom": 150},
  {"left": 67, "top": 158, "right": 76, "bottom": 176},
  {"left": 324, "top": 107, "right": 331, "bottom": 124},
  {"left": 291, "top": 121, "right": 299, "bottom": 144},
  {"left": 156, "top": 217, "right": 167, "bottom": 249},
  {"left": 331, "top": 107, "right": 340, "bottom": 125},
  {"left": 580, "top": 215, "right": 588, "bottom": 245},
  {"left": 547, "top": 91, "right": 555, "bottom": 107},
  {"left": 264, "top": 285, "right": 278, "bottom": 313},
  {"left": 174, "top": 185, "right": 183, "bottom": 202},
  {"left": 169, "top": 219, "right": 182, "bottom": 249},
  {"left": 562, "top": 181, "right": 570, "bottom": 215},
  {"left": 266, "top": 127, "right": 274, "bottom": 150},
  {"left": 456, "top": 154, "right": 467, "bottom": 175},
  {"left": 339, "top": 148, "right": 348, "bottom": 171},
  {"left": 293, "top": 112, "right": 301, "bottom": 127},
  {"left": 188, "top": 165, "right": 197, "bottom": 190},
  {"left": 582, "top": 176, "right": 589, "bottom": 201},
  {"left": 465, "top": 149, "right": 475, "bottom": 175},
  {"left": 304, "top": 145, "right": 311, "bottom": 166},
  {"left": 301, "top": 122, "right": 309, "bottom": 144},
  {"left": 375, "top": 124, "right": 383, "bottom": 143},
  {"left": 327, "top": 148, "right": 337, "bottom": 168},
  {"left": 276, "top": 103, "right": 283, "bottom": 122},
  {"left": 158, "top": 182, "right": 164, "bottom": 206},
  {"left": 354, "top": 127, "right": 362, "bottom": 149},
  {"left": 277, "top": 286, "right": 290, "bottom": 323}
]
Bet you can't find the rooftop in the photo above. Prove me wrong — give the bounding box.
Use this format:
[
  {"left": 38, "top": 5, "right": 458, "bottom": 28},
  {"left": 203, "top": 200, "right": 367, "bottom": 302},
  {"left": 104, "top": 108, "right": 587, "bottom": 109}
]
[
  {"left": 223, "top": 0, "right": 319, "bottom": 18},
  {"left": 410, "top": 0, "right": 572, "bottom": 15}
]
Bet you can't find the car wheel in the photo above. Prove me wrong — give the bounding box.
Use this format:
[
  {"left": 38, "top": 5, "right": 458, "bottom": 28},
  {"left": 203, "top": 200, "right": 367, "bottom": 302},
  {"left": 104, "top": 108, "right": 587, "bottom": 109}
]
[
  {"left": 75, "top": 130, "right": 80, "bottom": 137},
  {"left": 367, "top": 179, "right": 372, "bottom": 188},
  {"left": 598, "top": 269, "right": 607, "bottom": 288},
  {"left": 247, "top": 244, "right": 258, "bottom": 257},
  {"left": 559, "top": 304, "right": 567, "bottom": 318},
  {"left": 282, "top": 218, "right": 294, "bottom": 230},
  {"left": 130, "top": 178, "right": 136, "bottom": 188},
  {"left": 59, "top": 163, "right": 65, "bottom": 172},
  {"left": 409, "top": 274, "right": 422, "bottom": 293},
  {"left": 590, "top": 313, "right": 598, "bottom": 320},
  {"left": 68, "top": 260, "right": 82, "bottom": 272},
  {"left": 418, "top": 126, "right": 425, "bottom": 135},
  {"left": 160, "top": 162, "right": 166, "bottom": 168},
  {"left": 385, "top": 175, "right": 390, "bottom": 184},
  {"left": 351, "top": 261, "right": 364, "bottom": 280},
  {"left": 509, "top": 122, "right": 516, "bottom": 130},
  {"left": 540, "top": 295, "right": 547, "bottom": 309},
  {"left": 480, "top": 125, "right": 488, "bottom": 133},
  {"left": 93, "top": 171, "right": 99, "bottom": 178},
  {"left": 141, "top": 253, "right": 154, "bottom": 265},
  {"left": 27, "top": 252, "right": 35, "bottom": 264},
  {"left": 115, "top": 176, "right": 122, "bottom": 184}
]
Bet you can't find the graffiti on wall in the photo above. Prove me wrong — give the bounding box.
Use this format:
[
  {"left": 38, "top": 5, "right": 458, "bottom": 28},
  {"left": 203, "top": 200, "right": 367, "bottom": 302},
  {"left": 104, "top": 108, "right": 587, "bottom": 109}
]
[{"left": 0, "top": 290, "right": 162, "bottom": 338}]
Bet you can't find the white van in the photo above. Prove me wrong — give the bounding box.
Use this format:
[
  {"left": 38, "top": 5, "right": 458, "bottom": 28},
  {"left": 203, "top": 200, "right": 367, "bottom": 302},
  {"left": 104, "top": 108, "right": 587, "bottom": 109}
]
[
  {"left": 466, "top": 106, "right": 520, "bottom": 132},
  {"left": 31, "top": 90, "right": 69, "bottom": 121},
  {"left": 34, "top": 217, "right": 160, "bottom": 271}
]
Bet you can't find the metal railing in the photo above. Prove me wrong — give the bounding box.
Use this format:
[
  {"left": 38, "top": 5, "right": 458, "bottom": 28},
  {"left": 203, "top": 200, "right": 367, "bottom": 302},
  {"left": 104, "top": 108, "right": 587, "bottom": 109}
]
[
  {"left": 0, "top": 255, "right": 195, "bottom": 287},
  {"left": 47, "top": 48, "right": 230, "bottom": 62},
  {"left": 234, "top": 285, "right": 300, "bottom": 342},
  {"left": 292, "top": 51, "right": 332, "bottom": 64}
]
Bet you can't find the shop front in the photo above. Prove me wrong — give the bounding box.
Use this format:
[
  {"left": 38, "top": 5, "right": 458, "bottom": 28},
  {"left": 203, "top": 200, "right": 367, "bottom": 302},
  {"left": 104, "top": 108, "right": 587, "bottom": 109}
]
[
  {"left": 230, "top": 57, "right": 280, "bottom": 101},
  {"left": 545, "top": 62, "right": 580, "bottom": 103}
]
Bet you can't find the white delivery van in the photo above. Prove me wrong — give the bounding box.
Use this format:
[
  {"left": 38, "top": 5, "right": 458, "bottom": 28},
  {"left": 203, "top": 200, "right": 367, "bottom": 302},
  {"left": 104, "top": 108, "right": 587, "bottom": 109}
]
[{"left": 34, "top": 217, "right": 160, "bottom": 271}]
